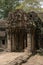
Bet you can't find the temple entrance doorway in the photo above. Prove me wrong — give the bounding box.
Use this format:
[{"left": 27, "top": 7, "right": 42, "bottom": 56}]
[
  {"left": 40, "top": 34, "right": 43, "bottom": 49},
  {"left": 32, "top": 28, "right": 41, "bottom": 53},
  {"left": 2, "top": 39, "right": 5, "bottom": 48},
  {"left": 35, "top": 31, "right": 39, "bottom": 50},
  {"left": 0, "top": 38, "right": 6, "bottom": 51},
  {"left": 11, "top": 29, "right": 27, "bottom": 52}
]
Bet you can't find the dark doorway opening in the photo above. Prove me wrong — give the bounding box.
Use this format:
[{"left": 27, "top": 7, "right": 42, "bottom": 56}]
[
  {"left": 2, "top": 40, "right": 5, "bottom": 45},
  {"left": 35, "top": 29, "right": 39, "bottom": 50},
  {"left": 40, "top": 34, "right": 43, "bottom": 49},
  {"left": 23, "top": 32, "right": 27, "bottom": 49},
  {"left": 0, "top": 39, "right": 5, "bottom": 52},
  {"left": 14, "top": 30, "right": 27, "bottom": 52}
]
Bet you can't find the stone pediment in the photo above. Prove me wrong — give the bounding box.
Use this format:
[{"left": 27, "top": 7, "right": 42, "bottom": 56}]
[
  {"left": 8, "top": 9, "right": 29, "bottom": 29},
  {"left": 8, "top": 9, "right": 42, "bottom": 31}
]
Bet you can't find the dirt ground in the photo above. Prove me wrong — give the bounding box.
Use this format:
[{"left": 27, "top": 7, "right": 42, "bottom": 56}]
[{"left": 22, "top": 53, "right": 43, "bottom": 65}]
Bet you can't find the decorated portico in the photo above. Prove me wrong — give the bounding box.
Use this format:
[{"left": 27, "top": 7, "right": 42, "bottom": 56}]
[
  {"left": 6, "top": 9, "right": 32, "bottom": 52},
  {"left": 0, "top": 9, "right": 42, "bottom": 54}
]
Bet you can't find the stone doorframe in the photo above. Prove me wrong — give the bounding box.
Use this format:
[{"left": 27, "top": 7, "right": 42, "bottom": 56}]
[
  {"left": 11, "top": 31, "right": 27, "bottom": 52},
  {"left": 6, "top": 28, "right": 36, "bottom": 53},
  {"left": 25, "top": 28, "right": 36, "bottom": 53},
  {"left": 6, "top": 29, "right": 28, "bottom": 52}
]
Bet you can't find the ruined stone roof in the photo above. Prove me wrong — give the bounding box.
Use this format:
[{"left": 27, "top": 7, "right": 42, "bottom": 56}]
[
  {"left": 8, "top": 10, "right": 43, "bottom": 30},
  {"left": 0, "top": 31, "right": 6, "bottom": 37},
  {"left": 28, "top": 11, "right": 42, "bottom": 28},
  {"left": 0, "top": 19, "right": 8, "bottom": 28},
  {"left": 0, "top": 19, "right": 8, "bottom": 37},
  {"left": 8, "top": 9, "right": 31, "bottom": 29},
  {"left": 0, "top": 9, "right": 42, "bottom": 30},
  {"left": 38, "top": 12, "right": 43, "bottom": 22}
]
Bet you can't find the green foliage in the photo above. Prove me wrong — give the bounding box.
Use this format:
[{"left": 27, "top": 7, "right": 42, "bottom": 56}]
[
  {"left": 16, "top": 0, "right": 41, "bottom": 12},
  {"left": 0, "top": 0, "right": 20, "bottom": 18},
  {"left": 0, "top": 0, "right": 42, "bottom": 18}
]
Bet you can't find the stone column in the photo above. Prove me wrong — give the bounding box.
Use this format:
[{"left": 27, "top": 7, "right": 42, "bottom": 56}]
[
  {"left": 11, "top": 34, "right": 14, "bottom": 51},
  {"left": 27, "top": 33, "right": 31, "bottom": 52},
  {"left": 0, "top": 40, "right": 2, "bottom": 48},
  {"left": 6, "top": 29, "right": 11, "bottom": 52},
  {"left": 31, "top": 34, "right": 34, "bottom": 53},
  {"left": 4, "top": 33, "right": 7, "bottom": 51},
  {"left": 31, "top": 30, "right": 35, "bottom": 53},
  {"left": 11, "top": 34, "right": 16, "bottom": 51}
]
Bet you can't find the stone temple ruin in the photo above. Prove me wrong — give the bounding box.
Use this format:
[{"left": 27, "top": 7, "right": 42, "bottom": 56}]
[{"left": 0, "top": 9, "right": 43, "bottom": 53}]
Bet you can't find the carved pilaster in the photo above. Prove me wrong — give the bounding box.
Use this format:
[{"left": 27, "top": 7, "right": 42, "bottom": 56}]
[
  {"left": 27, "top": 33, "right": 31, "bottom": 52},
  {"left": 11, "top": 33, "right": 16, "bottom": 51},
  {"left": 6, "top": 29, "right": 11, "bottom": 51}
]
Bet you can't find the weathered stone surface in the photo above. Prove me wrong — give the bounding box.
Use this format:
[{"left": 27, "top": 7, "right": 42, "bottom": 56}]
[
  {"left": 27, "top": 33, "right": 31, "bottom": 52},
  {"left": 22, "top": 53, "right": 43, "bottom": 65},
  {"left": 0, "top": 52, "right": 32, "bottom": 65}
]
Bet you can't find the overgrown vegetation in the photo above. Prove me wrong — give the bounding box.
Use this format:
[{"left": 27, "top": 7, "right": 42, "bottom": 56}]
[
  {"left": 16, "top": 0, "right": 41, "bottom": 12},
  {"left": 0, "top": 0, "right": 20, "bottom": 18},
  {"left": 0, "top": 0, "right": 43, "bottom": 19}
]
